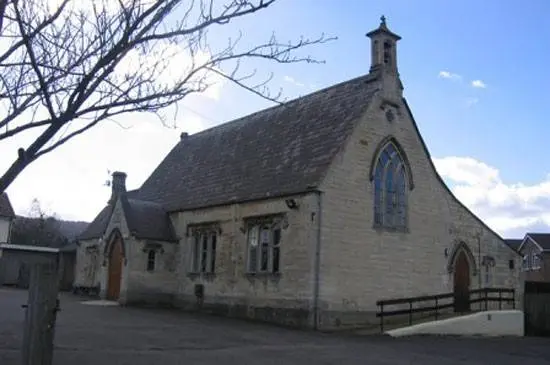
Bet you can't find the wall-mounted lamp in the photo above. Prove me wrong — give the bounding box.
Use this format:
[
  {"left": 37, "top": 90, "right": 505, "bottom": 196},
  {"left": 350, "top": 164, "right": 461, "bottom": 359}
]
[{"left": 285, "top": 198, "right": 299, "bottom": 210}]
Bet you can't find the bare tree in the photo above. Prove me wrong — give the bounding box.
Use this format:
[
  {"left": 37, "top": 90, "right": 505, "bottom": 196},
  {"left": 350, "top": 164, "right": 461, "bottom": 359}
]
[{"left": 0, "top": 0, "right": 333, "bottom": 192}]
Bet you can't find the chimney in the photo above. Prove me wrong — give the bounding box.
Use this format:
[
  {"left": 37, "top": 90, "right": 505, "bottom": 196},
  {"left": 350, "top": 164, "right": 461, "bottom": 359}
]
[
  {"left": 180, "top": 132, "right": 188, "bottom": 141},
  {"left": 109, "top": 171, "right": 127, "bottom": 204}
]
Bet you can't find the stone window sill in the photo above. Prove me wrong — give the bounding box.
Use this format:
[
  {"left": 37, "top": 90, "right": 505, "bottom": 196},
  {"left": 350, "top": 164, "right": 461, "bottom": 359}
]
[
  {"left": 187, "top": 272, "right": 216, "bottom": 280},
  {"left": 373, "top": 224, "right": 409, "bottom": 234},
  {"left": 245, "top": 272, "right": 282, "bottom": 280}
]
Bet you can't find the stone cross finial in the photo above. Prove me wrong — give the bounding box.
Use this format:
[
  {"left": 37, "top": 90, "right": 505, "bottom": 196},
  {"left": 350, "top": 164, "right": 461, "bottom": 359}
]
[{"left": 380, "top": 15, "right": 386, "bottom": 26}]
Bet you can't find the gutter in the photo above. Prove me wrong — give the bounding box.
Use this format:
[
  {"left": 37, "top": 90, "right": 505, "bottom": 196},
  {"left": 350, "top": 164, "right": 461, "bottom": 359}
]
[{"left": 312, "top": 190, "right": 323, "bottom": 330}]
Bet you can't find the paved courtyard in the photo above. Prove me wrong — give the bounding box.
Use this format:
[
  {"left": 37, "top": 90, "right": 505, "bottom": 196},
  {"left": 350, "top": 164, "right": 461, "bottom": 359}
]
[{"left": 1, "top": 288, "right": 549, "bottom": 365}]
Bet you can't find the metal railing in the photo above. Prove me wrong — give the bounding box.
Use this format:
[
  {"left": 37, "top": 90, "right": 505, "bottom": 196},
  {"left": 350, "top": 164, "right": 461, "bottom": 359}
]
[{"left": 376, "top": 287, "right": 515, "bottom": 332}]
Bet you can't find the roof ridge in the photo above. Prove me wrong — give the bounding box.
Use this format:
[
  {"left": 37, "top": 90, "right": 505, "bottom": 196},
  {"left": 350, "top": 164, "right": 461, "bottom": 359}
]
[{"left": 185, "top": 73, "right": 378, "bottom": 139}]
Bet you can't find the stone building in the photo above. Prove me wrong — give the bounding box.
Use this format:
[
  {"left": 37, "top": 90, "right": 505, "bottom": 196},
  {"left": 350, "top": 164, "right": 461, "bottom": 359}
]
[{"left": 75, "top": 18, "right": 521, "bottom": 329}]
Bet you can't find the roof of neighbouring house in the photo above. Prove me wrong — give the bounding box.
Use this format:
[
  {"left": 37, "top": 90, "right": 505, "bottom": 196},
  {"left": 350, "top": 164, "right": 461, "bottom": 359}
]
[
  {"left": 524, "top": 233, "right": 550, "bottom": 251},
  {"left": 0, "top": 193, "right": 15, "bottom": 218},
  {"left": 504, "top": 239, "right": 522, "bottom": 252},
  {"left": 137, "top": 74, "right": 380, "bottom": 212}
]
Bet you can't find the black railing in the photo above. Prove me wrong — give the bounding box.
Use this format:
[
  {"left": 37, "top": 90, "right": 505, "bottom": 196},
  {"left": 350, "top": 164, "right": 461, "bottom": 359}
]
[{"left": 376, "top": 287, "right": 515, "bottom": 332}]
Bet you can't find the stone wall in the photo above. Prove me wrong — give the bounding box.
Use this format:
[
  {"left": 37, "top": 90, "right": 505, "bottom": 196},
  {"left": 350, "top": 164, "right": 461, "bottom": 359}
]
[
  {"left": 171, "top": 194, "right": 318, "bottom": 327},
  {"left": 125, "top": 239, "right": 179, "bottom": 306},
  {"left": 74, "top": 238, "right": 101, "bottom": 291},
  {"left": 316, "top": 92, "right": 521, "bottom": 330}
]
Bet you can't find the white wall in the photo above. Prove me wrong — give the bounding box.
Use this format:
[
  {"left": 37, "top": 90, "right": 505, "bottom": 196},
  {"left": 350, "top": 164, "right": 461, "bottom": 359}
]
[{"left": 386, "top": 310, "right": 524, "bottom": 337}]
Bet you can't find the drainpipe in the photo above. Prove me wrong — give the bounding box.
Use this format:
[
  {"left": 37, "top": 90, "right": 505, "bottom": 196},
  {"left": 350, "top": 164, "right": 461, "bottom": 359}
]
[{"left": 312, "top": 190, "right": 323, "bottom": 330}]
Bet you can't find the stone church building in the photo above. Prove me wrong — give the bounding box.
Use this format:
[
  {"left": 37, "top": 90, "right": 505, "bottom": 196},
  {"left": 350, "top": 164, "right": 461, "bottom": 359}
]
[{"left": 75, "top": 19, "right": 520, "bottom": 329}]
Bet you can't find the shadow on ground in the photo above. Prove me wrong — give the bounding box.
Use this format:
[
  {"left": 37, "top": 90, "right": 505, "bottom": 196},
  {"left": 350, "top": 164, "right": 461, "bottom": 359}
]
[{"left": 1, "top": 288, "right": 549, "bottom": 365}]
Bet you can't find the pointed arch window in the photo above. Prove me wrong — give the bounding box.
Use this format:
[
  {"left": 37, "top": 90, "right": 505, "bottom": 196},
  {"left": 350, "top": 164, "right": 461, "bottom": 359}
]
[{"left": 373, "top": 141, "right": 409, "bottom": 230}]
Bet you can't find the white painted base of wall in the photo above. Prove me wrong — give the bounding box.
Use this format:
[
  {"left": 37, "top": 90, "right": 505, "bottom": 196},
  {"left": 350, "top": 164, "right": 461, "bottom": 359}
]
[{"left": 386, "top": 310, "right": 524, "bottom": 338}]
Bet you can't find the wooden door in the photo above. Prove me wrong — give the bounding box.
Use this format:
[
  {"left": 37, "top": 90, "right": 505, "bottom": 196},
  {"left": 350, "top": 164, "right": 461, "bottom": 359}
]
[
  {"left": 107, "top": 238, "right": 123, "bottom": 300},
  {"left": 524, "top": 281, "right": 550, "bottom": 336},
  {"left": 453, "top": 251, "right": 471, "bottom": 313}
]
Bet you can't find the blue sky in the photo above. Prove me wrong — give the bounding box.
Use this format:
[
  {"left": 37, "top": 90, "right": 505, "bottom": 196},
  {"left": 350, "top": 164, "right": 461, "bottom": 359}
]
[{"left": 2, "top": 0, "right": 550, "bottom": 238}]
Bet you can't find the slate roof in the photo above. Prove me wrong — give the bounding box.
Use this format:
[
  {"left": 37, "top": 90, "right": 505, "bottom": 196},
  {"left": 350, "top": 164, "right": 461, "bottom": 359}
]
[
  {"left": 121, "top": 198, "right": 176, "bottom": 242},
  {"left": 525, "top": 233, "right": 550, "bottom": 251},
  {"left": 79, "top": 204, "right": 113, "bottom": 240},
  {"left": 137, "top": 74, "right": 380, "bottom": 211},
  {"left": 0, "top": 193, "right": 15, "bottom": 218},
  {"left": 79, "top": 73, "right": 380, "bottom": 241},
  {"left": 504, "top": 239, "right": 522, "bottom": 252},
  {"left": 79, "top": 191, "right": 176, "bottom": 242}
]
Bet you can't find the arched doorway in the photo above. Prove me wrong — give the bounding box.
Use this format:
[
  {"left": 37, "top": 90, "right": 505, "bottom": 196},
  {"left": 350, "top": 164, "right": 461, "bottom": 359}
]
[
  {"left": 107, "top": 234, "right": 124, "bottom": 300},
  {"left": 453, "top": 250, "right": 471, "bottom": 313}
]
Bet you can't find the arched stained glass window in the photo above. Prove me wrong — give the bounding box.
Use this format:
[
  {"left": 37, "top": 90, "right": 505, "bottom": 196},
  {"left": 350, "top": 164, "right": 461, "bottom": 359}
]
[{"left": 373, "top": 142, "right": 408, "bottom": 230}]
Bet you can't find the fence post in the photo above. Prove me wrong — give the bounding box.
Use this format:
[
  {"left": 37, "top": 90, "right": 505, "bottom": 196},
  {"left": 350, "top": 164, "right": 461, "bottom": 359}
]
[
  {"left": 484, "top": 288, "right": 488, "bottom": 311},
  {"left": 512, "top": 290, "right": 516, "bottom": 309},
  {"left": 409, "top": 301, "right": 412, "bottom": 325},
  {"left": 499, "top": 290, "right": 502, "bottom": 310},
  {"left": 434, "top": 297, "right": 438, "bottom": 320}
]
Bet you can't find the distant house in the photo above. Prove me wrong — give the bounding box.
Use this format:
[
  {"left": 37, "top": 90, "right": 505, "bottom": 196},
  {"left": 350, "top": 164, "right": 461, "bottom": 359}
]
[
  {"left": 0, "top": 193, "right": 17, "bottom": 285},
  {"left": 517, "top": 233, "right": 550, "bottom": 282},
  {"left": 75, "top": 19, "right": 521, "bottom": 330},
  {"left": 0, "top": 193, "right": 15, "bottom": 243},
  {"left": 0, "top": 207, "right": 87, "bottom": 289}
]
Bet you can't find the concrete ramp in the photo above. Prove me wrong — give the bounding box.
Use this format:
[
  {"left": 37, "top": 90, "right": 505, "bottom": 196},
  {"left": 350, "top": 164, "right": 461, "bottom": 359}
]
[{"left": 386, "top": 310, "right": 524, "bottom": 337}]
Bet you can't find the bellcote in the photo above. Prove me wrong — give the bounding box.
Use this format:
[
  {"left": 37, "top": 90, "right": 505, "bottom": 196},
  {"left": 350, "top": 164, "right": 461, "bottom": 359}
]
[
  {"left": 367, "top": 16, "right": 403, "bottom": 100},
  {"left": 366, "top": 15, "right": 401, "bottom": 75}
]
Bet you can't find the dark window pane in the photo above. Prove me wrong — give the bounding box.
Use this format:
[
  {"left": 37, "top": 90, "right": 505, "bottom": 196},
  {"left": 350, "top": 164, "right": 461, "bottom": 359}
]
[
  {"left": 147, "top": 250, "right": 155, "bottom": 271},
  {"left": 260, "top": 242, "right": 269, "bottom": 271},
  {"left": 193, "top": 235, "right": 200, "bottom": 272},
  {"left": 210, "top": 234, "right": 217, "bottom": 273},
  {"left": 374, "top": 164, "right": 383, "bottom": 225},
  {"left": 379, "top": 151, "right": 390, "bottom": 167},
  {"left": 273, "top": 228, "right": 281, "bottom": 246},
  {"left": 385, "top": 158, "right": 396, "bottom": 226},
  {"left": 272, "top": 247, "right": 280, "bottom": 273},
  {"left": 200, "top": 234, "right": 208, "bottom": 272},
  {"left": 248, "top": 246, "right": 258, "bottom": 272}
]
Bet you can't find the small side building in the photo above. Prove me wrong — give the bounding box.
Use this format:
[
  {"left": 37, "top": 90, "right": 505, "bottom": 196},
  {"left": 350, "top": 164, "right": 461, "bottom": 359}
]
[{"left": 0, "top": 193, "right": 17, "bottom": 285}]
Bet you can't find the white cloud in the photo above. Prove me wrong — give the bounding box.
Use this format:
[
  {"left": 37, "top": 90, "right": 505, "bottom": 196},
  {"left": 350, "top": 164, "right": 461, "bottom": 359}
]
[
  {"left": 438, "top": 71, "right": 462, "bottom": 81},
  {"left": 434, "top": 156, "right": 550, "bottom": 238},
  {"left": 2, "top": 100, "right": 209, "bottom": 222},
  {"left": 471, "top": 80, "right": 487, "bottom": 89},
  {"left": 283, "top": 75, "right": 305, "bottom": 87}
]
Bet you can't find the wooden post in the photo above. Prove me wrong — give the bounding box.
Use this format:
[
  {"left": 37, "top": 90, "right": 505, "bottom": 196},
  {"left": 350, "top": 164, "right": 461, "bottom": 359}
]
[{"left": 0, "top": 244, "right": 61, "bottom": 365}]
